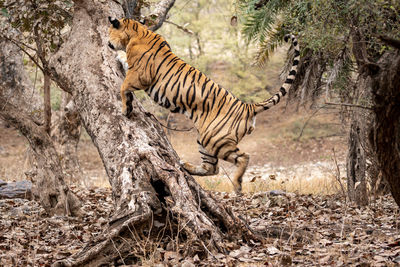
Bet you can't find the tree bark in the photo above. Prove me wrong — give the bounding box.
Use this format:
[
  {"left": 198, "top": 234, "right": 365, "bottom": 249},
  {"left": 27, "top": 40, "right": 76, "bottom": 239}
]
[
  {"left": 49, "top": 1, "right": 260, "bottom": 265},
  {"left": 51, "top": 93, "right": 83, "bottom": 186},
  {"left": 346, "top": 108, "right": 368, "bottom": 206},
  {"left": 43, "top": 73, "right": 52, "bottom": 134},
  {"left": 0, "top": 37, "right": 82, "bottom": 216},
  {"left": 368, "top": 50, "right": 400, "bottom": 206}
]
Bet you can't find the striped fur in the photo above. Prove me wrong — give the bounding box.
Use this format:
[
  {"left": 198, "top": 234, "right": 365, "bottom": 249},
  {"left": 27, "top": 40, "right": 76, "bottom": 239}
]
[{"left": 108, "top": 18, "right": 300, "bottom": 193}]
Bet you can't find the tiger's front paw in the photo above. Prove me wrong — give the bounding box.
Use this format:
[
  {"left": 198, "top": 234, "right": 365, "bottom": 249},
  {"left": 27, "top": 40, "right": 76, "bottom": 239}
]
[{"left": 116, "top": 50, "right": 129, "bottom": 71}]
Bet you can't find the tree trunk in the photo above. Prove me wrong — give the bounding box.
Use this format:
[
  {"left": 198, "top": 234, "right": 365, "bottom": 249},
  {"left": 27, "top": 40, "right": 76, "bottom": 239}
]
[
  {"left": 43, "top": 73, "right": 52, "bottom": 134},
  {"left": 51, "top": 92, "right": 83, "bottom": 186},
  {"left": 0, "top": 37, "right": 82, "bottom": 216},
  {"left": 368, "top": 50, "right": 400, "bottom": 206},
  {"left": 49, "top": 1, "right": 260, "bottom": 265},
  {"left": 346, "top": 109, "right": 368, "bottom": 206}
]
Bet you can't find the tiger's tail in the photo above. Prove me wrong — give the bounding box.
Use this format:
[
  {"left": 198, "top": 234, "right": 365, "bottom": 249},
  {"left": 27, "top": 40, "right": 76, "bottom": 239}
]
[{"left": 253, "top": 34, "right": 300, "bottom": 114}]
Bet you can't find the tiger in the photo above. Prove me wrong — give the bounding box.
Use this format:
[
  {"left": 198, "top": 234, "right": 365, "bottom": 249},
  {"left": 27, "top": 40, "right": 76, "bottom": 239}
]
[{"left": 108, "top": 17, "right": 300, "bottom": 193}]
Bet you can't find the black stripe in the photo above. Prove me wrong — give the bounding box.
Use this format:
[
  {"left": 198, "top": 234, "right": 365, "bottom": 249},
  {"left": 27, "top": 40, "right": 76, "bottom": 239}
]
[
  {"left": 179, "top": 95, "right": 187, "bottom": 114},
  {"left": 172, "top": 82, "right": 181, "bottom": 107},
  {"left": 202, "top": 89, "right": 211, "bottom": 112},
  {"left": 164, "top": 98, "right": 171, "bottom": 109},
  {"left": 223, "top": 148, "right": 239, "bottom": 160},
  {"left": 160, "top": 75, "right": 174, "bottom": 101},
  {"left": 162, "top": 61, "right": 179, "bottom": 80},
  {"left": 203, "top": 99, "right": 240, "bottom": 147},
  {"left": 144, "top": 53, "right": 153, "bottom": 71},
  {"left": 153, "top": 41, "right": 168, "bottom": 58},
  {"left": 289, "top": 70, "right": 296, "bottom": 76},
  {"left": 199, "top": 150, "right": 212, "bottom": 157},
  {"left": 293, "top": 60, "right": 299, "bottom": 66},
  {"left": 154, "top": 53, "right": 173, "bottom": 76},
  {"left": 154, "top": 90, "right": 159, "bottom": 103},
  {"left": 171, "top": 107, "right": 180, "bottom": 113},
  {"left": 175, "top": 63, "right": 187, "bottom": 75},
  {"left": 294, "top": 50, "right": 300, "bottom": 57},
  {"left": 280, "top": 87, "right": 287, "bottom": 96},
  {"left": 285, "top": 78, "right": 293, "bottom": 84},
  {"left": 201, "top": 78, "right": 210, "bottom": 96},
  {"left": 197, "top": 72, "right": 203, "bottom": 83},
  {"left": 183, "top": 68, "right": 193, "bottom": 87},
  {"left": 217, "top": 91, "right": 229, "bottom": 109},
  {"left": 293, "top": 41, "right": 298, "bottom": 46},
  {"left": 190, "top": 104, "right": 197, "bottom": 119},
  {"left": 186, "top": 84, "right": 192, "bottom": 107}
]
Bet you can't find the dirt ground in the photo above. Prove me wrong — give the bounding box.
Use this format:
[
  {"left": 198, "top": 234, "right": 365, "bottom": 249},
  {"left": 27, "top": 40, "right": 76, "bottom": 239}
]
[
  {"left": 0, "top": 103, "right": 347, "bottom": 193},
  {"left": 1, "top": 187, "right": 399, "bottom": 266}
]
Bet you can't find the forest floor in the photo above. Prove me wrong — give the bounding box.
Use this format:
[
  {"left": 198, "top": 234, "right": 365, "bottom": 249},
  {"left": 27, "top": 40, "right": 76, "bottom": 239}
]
[
  {"left": 0, "top": 187, "right": 399, "bottom": 266},
  {"left": 1, "top": 105, "right": 399, "bottom": 266}
]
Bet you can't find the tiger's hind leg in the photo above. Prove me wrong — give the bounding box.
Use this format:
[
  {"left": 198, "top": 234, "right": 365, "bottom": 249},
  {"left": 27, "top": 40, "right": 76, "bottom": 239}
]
[
  {"left": 221, "top": 147, "right": 249, "bottom": 194},
  {"left": 181, "top": 144, "right": 219, "bottom": 176}
]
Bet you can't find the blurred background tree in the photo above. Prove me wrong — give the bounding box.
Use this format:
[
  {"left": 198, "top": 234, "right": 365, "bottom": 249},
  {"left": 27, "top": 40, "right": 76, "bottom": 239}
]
[{"left": 237, "top": 0, "right": 400, "bottom": 205}]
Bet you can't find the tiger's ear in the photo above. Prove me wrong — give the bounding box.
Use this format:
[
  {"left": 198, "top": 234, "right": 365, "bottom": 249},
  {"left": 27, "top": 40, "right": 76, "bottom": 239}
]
[{"left": 108, "top": 17, "right": 120, "bottom": 29}]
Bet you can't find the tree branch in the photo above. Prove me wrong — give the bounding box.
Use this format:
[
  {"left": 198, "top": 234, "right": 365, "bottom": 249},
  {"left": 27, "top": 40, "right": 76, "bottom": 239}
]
[
  {"left": 0, "top": 35, "right": 44, "bottom": 73},
  {"left": 324, "top": 101, "right": 372, "bottom": 110},
  {"left": 164, "top": 20, "right": 194, "bottom": 35},
  {"left": 148, "top": 0, "right": 176, "bottom": 31},
  {"left": 379, "top": 35, "right": 400, "bottom": 50}
]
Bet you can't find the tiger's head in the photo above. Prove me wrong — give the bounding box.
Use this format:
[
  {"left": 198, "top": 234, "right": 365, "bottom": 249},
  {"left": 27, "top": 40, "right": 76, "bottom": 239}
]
[{"left": 108, "top": 17, "right": 145, "bottom": 51}]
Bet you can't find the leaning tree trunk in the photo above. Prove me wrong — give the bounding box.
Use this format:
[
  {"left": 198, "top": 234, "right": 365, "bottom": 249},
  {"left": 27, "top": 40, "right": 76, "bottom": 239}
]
[
  {"left": 49, "top": 1, "right": 259, "bottom": 266},
  {"left": 0, "top": 37, "right": 81, "bottom": 216},
  {"left": 368, "top": 49, "right": 400, "bottom": 206}
]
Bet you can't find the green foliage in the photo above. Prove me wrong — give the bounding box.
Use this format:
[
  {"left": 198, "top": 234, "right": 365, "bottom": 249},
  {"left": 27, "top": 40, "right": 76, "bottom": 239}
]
[
  {"left": 239, "top": 0, "right": 400, "bottom": 63},
  {"left": 237, "top": 0, "right": 400, "bottom": 105},
  {"left": 1, "top": 0, "right": 73, "bottom": 54}
]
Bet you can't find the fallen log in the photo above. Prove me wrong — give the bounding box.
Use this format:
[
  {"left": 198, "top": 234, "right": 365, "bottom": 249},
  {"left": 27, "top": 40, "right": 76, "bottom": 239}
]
[{"left": 0, "top": 180, "right": 32, "bottom": 200}]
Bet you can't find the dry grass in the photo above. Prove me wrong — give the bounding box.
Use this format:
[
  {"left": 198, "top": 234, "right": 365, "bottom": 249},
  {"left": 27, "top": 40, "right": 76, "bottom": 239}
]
[{"left": 196, "top": 173, "right": 343, "bottom": 196}]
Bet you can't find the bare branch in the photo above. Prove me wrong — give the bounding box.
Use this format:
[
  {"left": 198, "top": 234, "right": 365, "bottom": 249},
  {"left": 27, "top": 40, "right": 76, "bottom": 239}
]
[
  {"left": 324, "top": 101, "right": 372, "bottom": 110},
  {"left": 379, "top": 35, "right": 400, "bottom": 50},
  {"left": 0, "top": 35, "right": 44, "bottom": 72},
  {"left": 164, "top": 20, "right": 194, "bottom": 35}
]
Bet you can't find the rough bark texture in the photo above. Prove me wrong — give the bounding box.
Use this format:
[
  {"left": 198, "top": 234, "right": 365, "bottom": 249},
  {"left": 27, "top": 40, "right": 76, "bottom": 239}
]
[
  {"left": 0, "top": 37, "right": 82, "bottom": 216},
  {"left": 368, "top": 50, "right": 400, "bottom": 206},
  {"left": 346, "top": 108, "right": 368, "bottom": 206},
  {"left": 51, "top": 93, "right": 83, "bottom": 186},
  {"left": 50, "top": 1, "right": 259, "bottom": 265},
  {"left": 43, "top": 73, "right": 52, "bottom": 134}
]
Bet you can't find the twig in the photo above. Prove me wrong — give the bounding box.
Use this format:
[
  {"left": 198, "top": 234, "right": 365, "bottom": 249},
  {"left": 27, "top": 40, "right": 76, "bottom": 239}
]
[
  {"left": 199, "top": 239, "right": 217, "bottom": 260},
  {"left": 110, "top": 237, "right": 126, "bottom": 265},
  {"left": 295, "top": 105, "right": 326, "bottom": 141},
  {"left": 164, "top": 20, "right": 194, "bottom": 35},
  {"left": 145, "top": 112, "right": 193, "bottom": 132},
  {"left": 1, "top": 35, "right": 44, "bottom": 72},
  {"left": 220, "top": 165, "right": 234, "bottom": 188},
  {"left": 332, "top": 148, "right": 346, "bottom": 200},
  {"left": 324, "top": 101, "right": 372, "bottom": 110}
]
